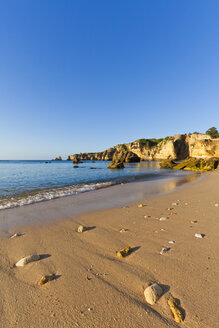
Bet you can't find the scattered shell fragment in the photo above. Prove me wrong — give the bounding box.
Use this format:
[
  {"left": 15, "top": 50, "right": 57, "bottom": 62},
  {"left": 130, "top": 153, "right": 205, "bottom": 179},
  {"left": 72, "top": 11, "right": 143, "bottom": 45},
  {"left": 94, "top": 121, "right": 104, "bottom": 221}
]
[
  {"left": 144, "top": 215, "right": 151, "bottom": 219},
  {"left": 15, "top": 254, "right": 40, "bottom": 267},
  {"left": 38, "top": 274, "right": 56, "bottom": 286},
  {"left": 144, "top": 283, "right": 163, "bottom": 305},
  {"left": 10, "top": 233, "right": 22, "bottom": 239},
  {"left": 168, "top": 240, "right": 175, "bottom": 244},
  {"left": 77, "top": 225, "right": 85, "bottom": 233},
  {"left": 172, "top": 203, "right": 178, "bottom": 206},
  {"left": 160, "top": 247, "right": 170, "bottom": 255},
  {"left": 168, "top": 208, "right": 174, "bottom": 210},
  {"left": 195, "top": 233, "right": 205, "bottom": 238},
  {"left": 215, "top": 204, "right": 218, "bottom": 207},
  {"left": 116, "top": 246, "right": 132, "bottom": 258},
  {"left": 138, "top": 204, "right": 144, "bottom": 208},
  {"left": 190, "top": 220, "right": 198, "bottom": 224},
  {"left": 160, "top": 217, "right": 168, "bottom": 221},
  {"left": 168, "top": 296, "right": 183, "bottom": 323},
  {"left": 185, "top": 203, "right": 188, "bottom": 205}
]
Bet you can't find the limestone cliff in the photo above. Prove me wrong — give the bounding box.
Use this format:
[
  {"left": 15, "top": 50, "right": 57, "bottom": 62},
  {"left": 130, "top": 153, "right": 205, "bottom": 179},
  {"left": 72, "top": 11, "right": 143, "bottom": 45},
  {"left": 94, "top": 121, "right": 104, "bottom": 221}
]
[{"left": 67, "top": 133, "right": 219, "bottom": 161}]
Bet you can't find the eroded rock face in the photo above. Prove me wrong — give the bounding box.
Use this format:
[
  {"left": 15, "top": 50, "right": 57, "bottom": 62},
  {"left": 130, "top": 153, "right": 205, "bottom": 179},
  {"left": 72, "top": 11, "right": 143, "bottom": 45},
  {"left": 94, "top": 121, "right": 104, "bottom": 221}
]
[{"left": 67, "top": 134, "right": 219, "bottom": 162}]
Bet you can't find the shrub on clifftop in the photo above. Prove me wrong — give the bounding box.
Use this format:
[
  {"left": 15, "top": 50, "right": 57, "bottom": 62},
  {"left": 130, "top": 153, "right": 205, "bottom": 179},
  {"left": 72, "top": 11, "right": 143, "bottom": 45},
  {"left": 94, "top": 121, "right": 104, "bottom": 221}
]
[{"left": 206, "top": 127, "right": 219, "bottom": 138}]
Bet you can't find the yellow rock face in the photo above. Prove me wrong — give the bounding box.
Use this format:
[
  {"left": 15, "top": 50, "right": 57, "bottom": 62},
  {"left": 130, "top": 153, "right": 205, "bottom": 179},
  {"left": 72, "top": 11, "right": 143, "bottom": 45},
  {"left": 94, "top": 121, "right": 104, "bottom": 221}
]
[
  {"left": 168, "top": 296, "right": 183, "bottom": 323},
  {"left": 116, "top": 246, "right": 132, "bottom": 258}
]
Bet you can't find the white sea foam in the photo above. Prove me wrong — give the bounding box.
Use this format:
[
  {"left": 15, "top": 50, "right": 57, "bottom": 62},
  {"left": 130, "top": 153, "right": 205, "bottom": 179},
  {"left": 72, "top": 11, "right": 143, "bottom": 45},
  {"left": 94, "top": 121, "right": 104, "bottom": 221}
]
[{"left": 0, "top": 182, "right": 113, "bottom": 210}]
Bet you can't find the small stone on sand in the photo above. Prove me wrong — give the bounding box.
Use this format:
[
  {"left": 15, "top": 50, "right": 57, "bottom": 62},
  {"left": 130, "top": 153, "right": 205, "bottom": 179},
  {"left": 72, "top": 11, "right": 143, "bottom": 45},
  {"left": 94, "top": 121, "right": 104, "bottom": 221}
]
[
  {"left": 190, "top": 220, "right": 198, "bottom": 224},
  {"left": 10, "top": 233, "right": 22, "bottom": 239},
  {"left": 160, "top": 217, "right": 168, "bottom": 221},
  {"left": 15, "top": 254, "right": 40, "bottom": 267},
  {"left": 168, "top": 240, "right": 175, "bottom": 244},
  {"left": 138, "top": 204, "right": 144, "bottom": 208},
  {"left": 116, "top": 246, "right": 132, "bottom": 258},
  {"left": 168, "top": 296, "right": 183, "bottom": 323},
  {"left": 77, "top": 225, "right": 85, "bottom": 233},
  {"left": 144, "top": 283, "right": 163, "bottom": 305},
  {"left": 38, "top": 274, "right": 56, "bottom": 286},
  {"left": 160, "top": 247, "right": 170, "bottom": 254},
  {"left": 195, "top": 233, "right": 205, "bottom": 238},
  {"left": 119, "top": 228, "right": 128, "bottom": 233}
]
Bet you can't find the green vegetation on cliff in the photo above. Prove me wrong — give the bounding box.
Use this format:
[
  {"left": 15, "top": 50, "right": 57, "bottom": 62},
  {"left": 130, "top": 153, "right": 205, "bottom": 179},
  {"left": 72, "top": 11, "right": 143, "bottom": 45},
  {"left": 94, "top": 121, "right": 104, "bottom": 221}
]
[{"left": 206, "top": 127, "right": 219, "bottom": 139}]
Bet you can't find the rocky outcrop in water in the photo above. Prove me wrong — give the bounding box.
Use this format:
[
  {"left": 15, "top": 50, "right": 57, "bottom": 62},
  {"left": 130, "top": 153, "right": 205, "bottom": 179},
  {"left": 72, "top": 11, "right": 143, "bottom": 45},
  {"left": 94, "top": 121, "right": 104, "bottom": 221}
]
[
  {"left": 160, "top": 157, "right": 219, "bottom": 171},
  {"left": 67, "top": 133, "right": 219, "bottom": 162}
]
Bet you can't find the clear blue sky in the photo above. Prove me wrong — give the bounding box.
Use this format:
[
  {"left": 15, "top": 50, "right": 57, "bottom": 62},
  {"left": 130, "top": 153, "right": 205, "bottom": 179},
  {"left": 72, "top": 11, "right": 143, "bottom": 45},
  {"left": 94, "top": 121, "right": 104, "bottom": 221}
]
[{"left": 0, "top": 0, "right": 219, "bottom": 159}]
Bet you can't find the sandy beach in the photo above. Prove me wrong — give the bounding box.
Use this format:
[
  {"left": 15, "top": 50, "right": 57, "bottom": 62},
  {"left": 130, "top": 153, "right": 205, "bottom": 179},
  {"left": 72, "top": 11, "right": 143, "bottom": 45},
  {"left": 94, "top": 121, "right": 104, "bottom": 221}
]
[{"left": 0, "top": 171, "right": 218, "bottom": 328}]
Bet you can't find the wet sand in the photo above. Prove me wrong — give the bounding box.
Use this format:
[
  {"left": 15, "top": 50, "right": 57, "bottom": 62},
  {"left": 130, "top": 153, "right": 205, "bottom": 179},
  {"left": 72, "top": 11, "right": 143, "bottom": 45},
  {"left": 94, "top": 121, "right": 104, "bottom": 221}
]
[{"left": 0, "top": 171, "right": 218, "bottom": 327}]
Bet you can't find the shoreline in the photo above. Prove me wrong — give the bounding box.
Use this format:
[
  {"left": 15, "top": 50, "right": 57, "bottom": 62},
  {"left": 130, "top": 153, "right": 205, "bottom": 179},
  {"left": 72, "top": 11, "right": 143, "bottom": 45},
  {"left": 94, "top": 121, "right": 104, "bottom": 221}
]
[
  {"left": 0, "top": 171, "right": 201, "bottom": 231},
  {"left": 0, "top": 171, "right": 218, "bottom": 327}
]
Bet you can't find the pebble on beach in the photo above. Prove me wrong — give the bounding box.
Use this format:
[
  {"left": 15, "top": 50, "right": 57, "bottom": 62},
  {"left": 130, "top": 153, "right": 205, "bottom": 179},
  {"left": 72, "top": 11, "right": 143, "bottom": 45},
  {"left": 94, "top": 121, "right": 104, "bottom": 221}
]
[
  {"left": 168, "top": 295, "right": 183, "bottom": 323},
  {"left": 116, "top": 246, "right": 132, "bottom": 258},
  {"left": 144, "top": 283, "right": 163, "bottom": 305},
  {"left": 10, "top": 233, "right": 22, "bottom": 239},
  {"left": 15, "top": 254, "right": 40, "bottom": 267},
  {"left": 138, "top": 204, "right": 144, "bottom": 208},
  {"left": 160, "top": 247, "right": 170, "bottom": 255},
  {"left": 38, "top": 274, "right": 56, "bottom": 286},
  {"left": 195, "top": 233, "right": 205, "bottom": 238},
  {"left": 160, "top": 217, "right": 168, "bottom": 221},
  {"left": 77, "top": 225, "right": 85, "bottom": 233},
  {"left": 119, "top": 228, "right": 128, "bottom": 233}
]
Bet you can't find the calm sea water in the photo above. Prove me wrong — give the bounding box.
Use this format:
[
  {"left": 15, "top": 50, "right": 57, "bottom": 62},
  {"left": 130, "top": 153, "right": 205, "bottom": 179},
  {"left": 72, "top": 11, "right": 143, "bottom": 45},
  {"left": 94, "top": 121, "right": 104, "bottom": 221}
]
[{"left": 0, "top": 160, "right": 192, "bottom": 210}]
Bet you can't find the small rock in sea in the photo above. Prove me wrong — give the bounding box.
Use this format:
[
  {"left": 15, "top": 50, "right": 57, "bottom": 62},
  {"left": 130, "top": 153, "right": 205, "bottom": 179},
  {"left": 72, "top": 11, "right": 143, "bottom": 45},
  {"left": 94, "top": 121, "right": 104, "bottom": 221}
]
[
  {"left": 195, "top": 233, "right": 205, "bottom": 238},
  {"left": 38, "top": 274, "right": 56, "bottom": 286},
  {"left": 168, "top": 295, "right": 183, "bottom": 323},
  {"left": 169, "top": 240, "right": 175, "bottom": 244},
  {"left": 73, "top": 165, "right": 79, "bottom": 168},
  {"left": 190, "top": 220, "right": 198, "bottom": 224},
  {"left": 144, "top": 283, "right": 163, "bottom": 305},
  {"left": 116, "top": 246, "right": 132, "bottom": 258},
  {"left": 15, "top": 254, "right": 40, "bottom": 267},
  {"left": 138, "top": 204, "right": 144, "bottom": 208},
  {"left": 160, "top": 247, "right": 170, "bottom": 255},
  {"left": 10, "top": 233, "right": 22, "bottom": 239},
  {"left": 77, "top": 225, "right": 85, "bottom": 233},
  {"left": 160, "top": 217, "right": 168, "bottom": 221}
]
